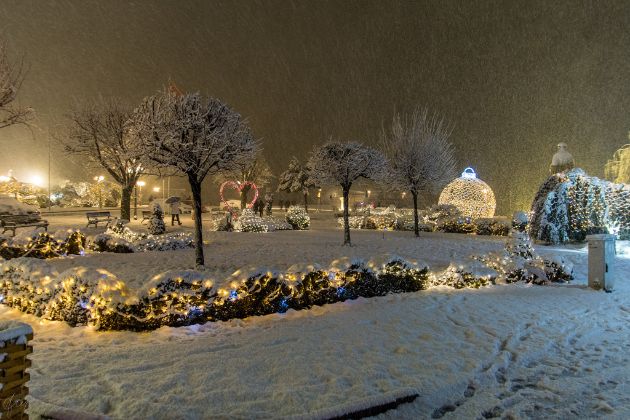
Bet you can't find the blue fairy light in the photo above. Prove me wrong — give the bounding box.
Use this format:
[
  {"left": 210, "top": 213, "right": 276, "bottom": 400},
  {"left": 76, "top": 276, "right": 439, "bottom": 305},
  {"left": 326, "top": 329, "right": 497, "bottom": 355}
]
[
  {"left": 229, "top": 290, "right": 238, "bottom": 301},
  {"left": 279, "top": 297, "right": 289, "bottom": 313}
]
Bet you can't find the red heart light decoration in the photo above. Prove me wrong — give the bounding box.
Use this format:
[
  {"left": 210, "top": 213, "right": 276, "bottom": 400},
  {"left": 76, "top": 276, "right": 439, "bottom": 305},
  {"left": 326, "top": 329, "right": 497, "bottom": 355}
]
[{"left": 219, "top": 181, "right": 259, "bottom": 218}]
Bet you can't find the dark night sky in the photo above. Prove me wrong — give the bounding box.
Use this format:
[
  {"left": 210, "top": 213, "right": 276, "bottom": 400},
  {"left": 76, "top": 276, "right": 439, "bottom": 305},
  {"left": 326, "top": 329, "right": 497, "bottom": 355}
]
[{"left": 1, "top": 0, "right": 630, "bottom": 213}]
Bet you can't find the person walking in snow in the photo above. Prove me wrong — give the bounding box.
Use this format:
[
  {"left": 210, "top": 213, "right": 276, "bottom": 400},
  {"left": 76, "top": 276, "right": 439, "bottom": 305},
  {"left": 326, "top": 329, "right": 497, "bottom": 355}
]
[{"left": 170, "top": 200, "right": 182, "bottom": 226}]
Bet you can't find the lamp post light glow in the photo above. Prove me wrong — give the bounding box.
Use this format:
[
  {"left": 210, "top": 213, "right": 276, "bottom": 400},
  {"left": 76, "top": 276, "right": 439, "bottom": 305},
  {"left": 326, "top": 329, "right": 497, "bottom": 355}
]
[
  {"left": 134, "top": 180, "right": 146, "bottom": 220},
  {"left": 94, "top": 175, "right": 104, "bottom": 208}
]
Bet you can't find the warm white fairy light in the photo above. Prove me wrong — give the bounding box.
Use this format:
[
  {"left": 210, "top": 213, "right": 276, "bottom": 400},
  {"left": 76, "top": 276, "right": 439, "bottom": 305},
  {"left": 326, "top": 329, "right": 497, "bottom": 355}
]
[{"left": 438, "top": 167, "right": 496, "bottom": 219}]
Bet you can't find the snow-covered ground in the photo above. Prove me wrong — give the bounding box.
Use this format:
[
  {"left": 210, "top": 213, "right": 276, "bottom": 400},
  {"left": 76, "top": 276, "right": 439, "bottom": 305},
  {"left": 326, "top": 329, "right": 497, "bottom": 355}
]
[{"left": 1, "top": 212, "right": 629, "bottom": 419}]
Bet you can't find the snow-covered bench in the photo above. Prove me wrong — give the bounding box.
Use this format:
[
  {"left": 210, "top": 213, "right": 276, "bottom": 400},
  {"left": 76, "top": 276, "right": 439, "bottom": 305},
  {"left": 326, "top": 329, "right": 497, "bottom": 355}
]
[
  {"left": 0, "top": 214, "right": 49, "bottom": 237},
  {"left": 141, "top": 210, "right": 152, "bottom": 224},
  {"left": 0, "top": 321, "right": 33, "bottom": 419},
  {"left": 86, "top": 211, "right": 113, "bottom": 228}
]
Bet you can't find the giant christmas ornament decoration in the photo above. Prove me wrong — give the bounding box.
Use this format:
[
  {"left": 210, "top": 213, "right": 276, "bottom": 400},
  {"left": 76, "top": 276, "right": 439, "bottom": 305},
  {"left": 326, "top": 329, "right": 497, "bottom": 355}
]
[
  {"left": 438, "top": 167, "right": 496, "bottom": 219},
  {"left": 219, "top": 181, "right": 258, "bottom": 218}
]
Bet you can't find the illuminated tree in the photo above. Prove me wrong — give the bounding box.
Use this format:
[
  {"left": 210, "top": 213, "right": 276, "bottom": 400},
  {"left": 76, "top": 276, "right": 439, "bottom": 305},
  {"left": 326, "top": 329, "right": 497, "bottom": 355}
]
[
  {"left": 63, "top": 99, "right": 143, "bottom": 220},
  {"left": 308, "top": 141, "right": 386, "bottom": 245},
  {"left": 133, "top": 89, "right": 257, "bottom": 266},
  {"left": 381, "top": 108, "right": 457, "bottom": 236},
  {"left": 278, "top": 156, "right": 315, "bottom": 212},
  {"left": 0, "top": 40, "right": 32, "bottom": 129}
]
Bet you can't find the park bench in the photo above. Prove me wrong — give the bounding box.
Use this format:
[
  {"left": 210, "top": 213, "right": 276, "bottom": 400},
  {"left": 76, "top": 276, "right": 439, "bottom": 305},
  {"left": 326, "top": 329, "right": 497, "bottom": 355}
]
[
  {"left": 86, "top": 211, "right": 113, "bottom": 228},
  {"left": 141, "top": 210, "right": 152, "bottom": 224},
  {"left": 0, "top": 214, "right": 49, "bottom": 237}
]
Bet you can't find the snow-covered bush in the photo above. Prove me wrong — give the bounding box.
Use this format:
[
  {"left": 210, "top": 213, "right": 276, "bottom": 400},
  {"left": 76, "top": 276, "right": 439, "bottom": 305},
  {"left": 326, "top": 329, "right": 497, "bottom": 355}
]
[
  {"left": 425, "top": 204, "right": 461, "bottom": 224},
  {"left": 148, "top": 202, "right": 166, "bottom": 235},
  {"left": 435, "top": 216, "right": 476, "bottom": 234},
  {"left": 472, "top": 230, "right": 573, "bottom": 285},
  {"left": 474, "top": 218, "right": 510, "bottom": 236},
  {"left": 237, "top": 209, "right": 268, "bottom": 232},
  {"left": 286, "top": 205, "right": 310, "bottom": 230},
  {"left": 0, "top": 230, "right": 85, "bottom": 260},
  {"left": 512, "top": 211, "right": 529, "bottom": 232},
  {"left": 88, "top": 226, "right": 193, "bottom": 253},
  {"left": 45, "top": 268, "right": 130, "bottom": 327},
  {"left": 431, "top": 263, "right": 496, "bottom": 289},
  {"left": 530, "top": 168, "right": 630, "bottom": 244}
]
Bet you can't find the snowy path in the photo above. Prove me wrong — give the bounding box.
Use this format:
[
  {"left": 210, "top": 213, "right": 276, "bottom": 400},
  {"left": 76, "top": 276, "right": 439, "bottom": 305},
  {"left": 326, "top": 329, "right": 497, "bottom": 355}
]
[{"left": 1, "top": 229, "right": 629, "bottom": 418}]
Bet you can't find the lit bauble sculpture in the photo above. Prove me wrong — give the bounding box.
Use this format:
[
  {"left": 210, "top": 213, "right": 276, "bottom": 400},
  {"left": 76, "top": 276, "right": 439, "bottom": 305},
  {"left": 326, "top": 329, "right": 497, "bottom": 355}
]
[{"left": 438, "top": 167, "right": 496, "bottom": 219}]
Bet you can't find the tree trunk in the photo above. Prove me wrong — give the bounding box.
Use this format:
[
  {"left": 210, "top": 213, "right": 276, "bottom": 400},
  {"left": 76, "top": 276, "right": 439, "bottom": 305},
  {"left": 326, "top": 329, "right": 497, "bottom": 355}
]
[
  {"left": 343, "top": 186, "right": 351, "bottom": 246},
  {"left": 240, "top": 185, "right": 251, "bottom": 209},
  {"left": 412, "top": 190, "right": 419, "bottom": 237},
  {"left": 120, "top": 184, "right": 133, "bottom": 221},
  {"left": 188, "top": 175, "right": 205, "bottom": 267},
  {"left": 303, "top": 192, "right": 308, "bottom": 212}
]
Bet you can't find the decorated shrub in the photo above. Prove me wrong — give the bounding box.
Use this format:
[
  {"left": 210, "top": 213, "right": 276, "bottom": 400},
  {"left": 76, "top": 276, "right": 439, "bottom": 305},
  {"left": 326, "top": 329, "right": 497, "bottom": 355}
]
[
  {"left": 286, "top": 205, "right": 310, "bottom": 230},
  {"left": 88, "top": 225, "right": 193, "bottom": 253},
  {"left": 436, "top": 217, "right": 476, "bottom": 234},
  {"left": 0, "top": 230, "right": 85, "bottom": 260},
  {"left": 530, "top": 168, "right": 630, "bottom": 243},
  {"left": 474, "top": 218, "right": 510, "bottom": 236},
  {"left": 148, "top": 202, "right": 166, "bottom": 235},
  {"left": 238, "top": 209, "right": 268, "bottom": 232}
]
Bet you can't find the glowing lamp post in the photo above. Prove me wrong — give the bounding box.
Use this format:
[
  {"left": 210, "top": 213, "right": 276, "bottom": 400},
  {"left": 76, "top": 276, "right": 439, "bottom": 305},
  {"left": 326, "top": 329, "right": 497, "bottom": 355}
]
[
  {"left": 94, "top": 175, "right": 104, "bottom": 208},
  {"left": 134, "top": 180, "right": 146, "bottom": 220}
]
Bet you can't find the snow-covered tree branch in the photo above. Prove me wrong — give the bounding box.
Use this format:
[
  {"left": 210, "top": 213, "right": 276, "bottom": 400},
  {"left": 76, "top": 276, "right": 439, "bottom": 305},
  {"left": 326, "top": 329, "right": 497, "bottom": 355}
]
[
  {"left": 381, "top": 108, "right": 457, "bottom": 236},
  {"left": 132, "top": 89, "right": 258, "bottom": 266},
  {"left": 0, "top": 40, "right": 32, "bottom": 130},
  {"left": 63, "top": 99, "right": 144, "bottom": 220},
  {"left": 278, "top": 156, "right": 315, "bottom": 211},
  {"left": 308, "top": 141, "right": 386, "bottom": 245}
]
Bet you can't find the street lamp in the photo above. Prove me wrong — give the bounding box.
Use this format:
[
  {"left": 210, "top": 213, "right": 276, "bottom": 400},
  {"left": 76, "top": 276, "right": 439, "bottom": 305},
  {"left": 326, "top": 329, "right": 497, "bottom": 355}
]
[
  {"left": 134, "top": 180, "right": 146, "bottom": 220},
  {"left": 94, "top": 175, "right": 104, "bottom": 208}
]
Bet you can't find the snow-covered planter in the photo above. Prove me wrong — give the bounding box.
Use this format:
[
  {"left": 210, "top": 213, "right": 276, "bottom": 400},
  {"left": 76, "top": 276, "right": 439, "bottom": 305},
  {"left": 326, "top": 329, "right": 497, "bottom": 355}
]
[
  {"left": 0, "top": 320, "right": 33, "bottom": 419},
  {"left": 286, "top": 206, "right": 310, "bottom": 230}
]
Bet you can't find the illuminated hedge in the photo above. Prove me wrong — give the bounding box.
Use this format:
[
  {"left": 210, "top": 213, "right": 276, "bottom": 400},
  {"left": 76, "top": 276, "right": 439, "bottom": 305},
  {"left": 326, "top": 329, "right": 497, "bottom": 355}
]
[
  {"left": 0, "top": 231, "right": 86, "bottom": 260},
  {"left": 0, "top": 248, "right": 572, "bottom": 331}
]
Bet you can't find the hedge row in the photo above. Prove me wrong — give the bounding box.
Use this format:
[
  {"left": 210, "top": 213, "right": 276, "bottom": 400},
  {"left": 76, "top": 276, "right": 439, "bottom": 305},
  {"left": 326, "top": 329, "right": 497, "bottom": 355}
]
[{"left": 0, "top": 247, "right": 572, "bottom": 331}]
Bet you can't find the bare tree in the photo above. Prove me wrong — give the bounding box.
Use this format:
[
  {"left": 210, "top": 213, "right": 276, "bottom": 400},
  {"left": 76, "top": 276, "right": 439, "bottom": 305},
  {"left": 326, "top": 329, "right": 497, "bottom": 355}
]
[
  {"left": 63, "top": 99, "right": 144, "bottom": 220},
  {"left": 218, "top": 153, "right": 273, "bottom": 209},
  {"left": 0, "top": 40, "right": 32, "bottom": 129},
  {"left": 278, "top": 156, "right": 315, "bottom": 211},
  {"left": 308, "top": 141, "right": 386, "bottom": 245},
  {"left": 381, "top": 108, "right": 457, "bottom": 236},
  {"left": 132, "top": 89, "right": 257, "bottom": 266}
]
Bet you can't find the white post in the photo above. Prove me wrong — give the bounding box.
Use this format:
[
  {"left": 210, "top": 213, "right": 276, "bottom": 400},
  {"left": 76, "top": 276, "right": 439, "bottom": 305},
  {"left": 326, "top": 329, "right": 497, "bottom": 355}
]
[{"left": 586, "top": 234, "right": 616, "bottom": 291}]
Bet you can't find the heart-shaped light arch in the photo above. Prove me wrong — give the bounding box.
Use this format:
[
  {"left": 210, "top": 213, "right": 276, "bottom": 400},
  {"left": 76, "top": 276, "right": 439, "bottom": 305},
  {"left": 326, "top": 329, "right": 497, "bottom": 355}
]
[{"left": 219, "top": 181, "right": 259, "bottom": 219}]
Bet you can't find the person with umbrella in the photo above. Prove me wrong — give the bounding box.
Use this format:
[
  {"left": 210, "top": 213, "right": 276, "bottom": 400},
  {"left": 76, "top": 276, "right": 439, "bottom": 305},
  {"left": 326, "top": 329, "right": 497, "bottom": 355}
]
[{"left": 166, "top": 196, "right": 183, "bottom": 226}]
